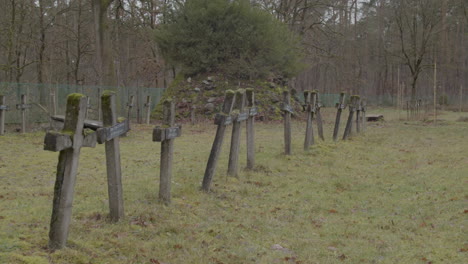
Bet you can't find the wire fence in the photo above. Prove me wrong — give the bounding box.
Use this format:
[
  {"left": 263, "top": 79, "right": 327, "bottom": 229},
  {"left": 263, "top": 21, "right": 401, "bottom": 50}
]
[{"left": 0, "top": 82, "right": 165, "bottom": 124}]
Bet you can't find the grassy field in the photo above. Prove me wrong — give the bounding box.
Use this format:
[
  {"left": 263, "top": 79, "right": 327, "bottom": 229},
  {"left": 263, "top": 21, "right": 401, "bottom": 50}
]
[{"left": 0, "top": 108, "right": 466, "bottom": 264}]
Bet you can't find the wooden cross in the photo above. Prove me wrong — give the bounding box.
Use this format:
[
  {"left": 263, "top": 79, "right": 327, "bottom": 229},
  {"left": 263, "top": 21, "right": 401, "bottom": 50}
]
[
  {"left": 144, "top": 95, "right": 152, "bottom": 125},
  {"left": 315, "top": 91, "right": 325, "bottom": 141},
  {"left": 126, "top": 95, "right": 135, "bottom": 129},
  {"left": 333, "top": 92, "right": 346, "bottom": 141},
  {"left": 227, "top": 89, "right": 247, "bottom": 177},
  {"left": 343, "top": 95, "right": 360, "bottom": 140},
  {"left": 202, "top": 90, "right": 236, "bottom": 192},
  {"left": 44, "top": 93, "right": 97, "bottom": 250},
  {"left": 245, "top": 88, "right": 257, "bottom": 170},
  {"left": 303, "top": 90, "right": 315, "bottom": 150},
  {"left": 355, "top": 97, "right": 362, "bottom": 133},
  {"left": 16, "top": 94, "right": 31, "bottom": 133},
  {"left": 0, "top": 94, "right": 9, "bottom": 135},
  {"left": 96, "top": 91, "right": 128, "bottom": 221},
  {"left": 281, "top": 90, "right": 293, "bottom": 155},
  {"left": 153, "top": 99, "right": 181, "bottom": 203},
  {"left": 360, "top": 99, "right": 367, "bottom": 132}
]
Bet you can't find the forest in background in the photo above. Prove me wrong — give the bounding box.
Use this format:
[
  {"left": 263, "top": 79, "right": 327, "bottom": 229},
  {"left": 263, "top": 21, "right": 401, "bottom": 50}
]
[{"left": 0, "top": 0, "right": 467, "bottom": 105}]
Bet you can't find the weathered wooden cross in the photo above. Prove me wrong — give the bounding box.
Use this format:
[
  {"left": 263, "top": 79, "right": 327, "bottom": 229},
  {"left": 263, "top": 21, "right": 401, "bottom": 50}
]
[
  {"left": 153, "top": 99, "right": 181, "bottom": 203},
  {"left": 281, "top": 90, "right": 294, "bottom": 155},
  {"left": 227, "top": 89, "right": 247, "bottom": 177},
  {"left": 144, "top": 95, "right": 152, "bottom": 125},
  {"left": 16, "top": 94, "right": 31, "bottom": 133},
  {"left": 202, "top": 90, "right": 236, "bottom": 192},
  {"left": 343, "top": 95, "right": 360, "bottom": 140},
  {"left": 355, "top": 97, "right": 362, "bottom": 133},
  {"left": 360, "top": 99, "right": 367, "bottom": 132},
  {"left": 96, "top": 91, "right": 129, "bottom": 222},
  {"left": 315, "top": 91, "right": 325, "bottom": 141},
  {"left": 333, "top": 92, "right": 346, "bottom": 141},
  {"left": 126, "top": 95, "right": 135, "bottom": 128},
  {"left": 303, "top": 90, "right": 316, "bottom": 150},
  {"left": 0, "top": 94, "right": 9, "bottom": 135},
  {"left": 245, "top": 89, "right": 257, "bottom": 170},
  {"left": 44, "top": 94, "right": 97, "bottom": 250}
]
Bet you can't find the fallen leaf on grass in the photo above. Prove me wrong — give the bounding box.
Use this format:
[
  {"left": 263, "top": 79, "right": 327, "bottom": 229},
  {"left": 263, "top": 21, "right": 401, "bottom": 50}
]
[
  {"left": 329, "top": 209, "right": 338, "bottom": 214},
  {"left": 338, "top": 254, "right": 346, "bottom": 260}
]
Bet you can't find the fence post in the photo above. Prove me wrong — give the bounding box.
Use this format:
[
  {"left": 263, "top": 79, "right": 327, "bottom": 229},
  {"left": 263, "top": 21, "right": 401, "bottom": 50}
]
[
  {"left": 202, "top": 90, "right": 236, "bottom": 192},
  {"left": 245, "top": 88, "right": 257, "bottom": 170},
  {"left": 228, "top": 89, "right": 246, "bottom": 177},
  {"left": 333, "top": 92, "right": 346, "bottom": 141},
  {"left": 282, "top": 90, "right": 293, "bottom": 155}
]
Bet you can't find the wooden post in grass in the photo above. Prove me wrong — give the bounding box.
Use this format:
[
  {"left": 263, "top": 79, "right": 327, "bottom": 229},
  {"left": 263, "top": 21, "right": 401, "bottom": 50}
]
[
  {"left": 0, "top": 95, "right": 8, "bottom": 135},
  {"left": 361, "top": 99, "right": 367, "bottom": 132},
  {"left": 145, "top": 95, "right": 152, "bottom": 124},
  {"left": 355, "top": 97, "right": 361, "bottom": 133},
  {"left": 127, "top": 95, "right": 134, "bottom": 127},
  {"left": 343, "top": 95, "right": 359, "bottom": 140},
  {"left": 333, "top": 92, "right": 346, "bottom": 141},
  {"left": 303, "top": 90, "right": 315, "bottom": 150},
  {"left": 315, "top": 91, "right": 325, "bottom": 141},
  {"left": 282, "top": 90, "right": 293, "bottom": 155},
  {"left": 44, "top": 93, "right": 97, "bottom": 250},
  {"left": 96, "top": 91, "right": 127, "bottom": 222},
  {"left": 245, "top": 89, "right": 257, "bottom": 170},
  {"left": 153, "top": 99, "right": 181, "bottom": 203},
  {"left": 202, "top": 90, "right": 236, "bottom": 192},
  {"left": 228, "top": 89, "right": 247, "bottom": 177},
  {"left": 16, "top": 94, "right": 31, "bottom": 133}
]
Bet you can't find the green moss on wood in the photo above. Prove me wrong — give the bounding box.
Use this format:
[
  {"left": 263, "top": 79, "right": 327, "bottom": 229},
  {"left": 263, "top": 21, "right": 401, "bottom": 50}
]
[
  {"left": 117, "top": 117, "right": 126, "bottom": 123},
  {"left": 67, "top": 93, "right": 85, "bottom": 107}
]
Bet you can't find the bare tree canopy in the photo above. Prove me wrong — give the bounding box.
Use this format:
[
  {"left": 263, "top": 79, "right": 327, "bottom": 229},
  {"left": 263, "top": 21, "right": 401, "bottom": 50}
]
[{"left": 0, "top": 0, "right": 465, "bottom": 104}]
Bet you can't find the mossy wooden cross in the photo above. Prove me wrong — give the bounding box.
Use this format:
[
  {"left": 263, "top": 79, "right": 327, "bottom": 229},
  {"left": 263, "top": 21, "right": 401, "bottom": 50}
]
[
  {"left": 227, "top": 89, "right": 247, "bottom": 177},
  {"left": 333, "top": 92, "right": 346, "bottom": 141},
  {"left": 0, "top": 94, "right": 9, "bottom": 135},
  {"left": 202, "top": 90, "right": 236, "bottom": 192},
  {"left": 281, "top": 90, "right": 293, "bottom": 155},
  {"left": 245, "top": 89, "right": 257, "bottom": 170},
  {"left": 43, "top": 93, "right": 97, "bottom": 250},
  {"left": 16, "top": 94, "right": 31, "bottom": 133},
  {"left": 96, "top": 91, "right": 128, "bottom": 222},
  {"left": 303, "top": 90, "right": 316, "bottom": 150},
  {"left": 153, "top": 99, "right": 181, "bottom": 204},
  {"left": 343, "top": 95, "right": 360, "bottom": 140}
]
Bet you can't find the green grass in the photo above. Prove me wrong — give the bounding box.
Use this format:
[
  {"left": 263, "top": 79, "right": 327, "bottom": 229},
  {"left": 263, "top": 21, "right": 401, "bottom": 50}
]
[{"left": 0, "top": 108, "right": 466, "bottom": 264}]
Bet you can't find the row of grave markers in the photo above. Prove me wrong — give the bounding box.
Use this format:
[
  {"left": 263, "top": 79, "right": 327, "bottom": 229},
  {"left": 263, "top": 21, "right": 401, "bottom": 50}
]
[
  {"left": 43, "top": 91, "right": 181, "bottom": 249},
  {"left": 0, "top": 94, "right": 153, "bottom": 135},
  {"left": 0, "top": 94, "right": 32, "bottom": 135},
  {"left": 42, "top": 89, "right": 365, "bottom": 250},
  {"left": 281, "top": 91, "right": 367, "bottom": 155}
]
